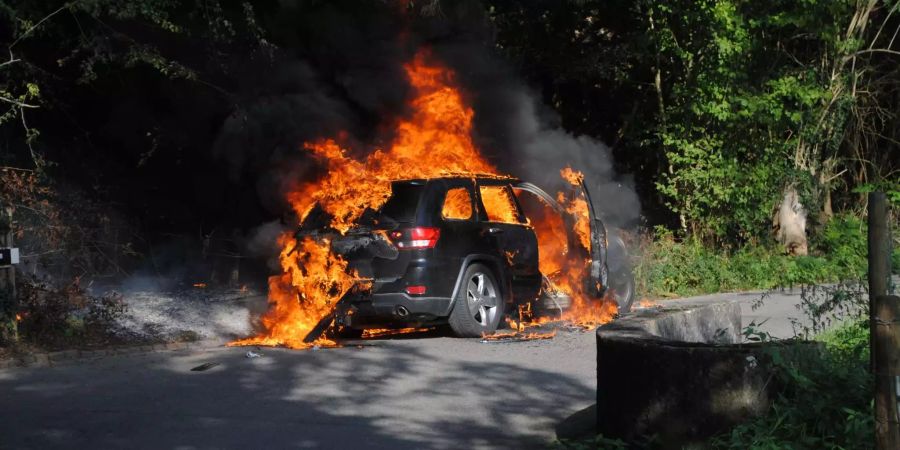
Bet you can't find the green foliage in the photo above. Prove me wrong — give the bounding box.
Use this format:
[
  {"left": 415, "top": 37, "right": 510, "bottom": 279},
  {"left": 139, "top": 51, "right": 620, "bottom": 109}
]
[
  {"left": 646, "top": 0, "right": 867, "bottom": 243},
  {"left": 634, "top": 214, "right": 868, "bottom": 297},
  {"left": 711, "top": 320, "right": 873, "bottom": 449},
  {"left": 817, "top": 319, "right": 869, "bottom": 363},
  {"left": 812, "top": 214, "right": 868, "bottom": 278},
  {"left": 491, "top": 0, "right": 900, "bottom": 247},
  {"left": 853, "top": 180, "right": 900, "bottom": 207}
]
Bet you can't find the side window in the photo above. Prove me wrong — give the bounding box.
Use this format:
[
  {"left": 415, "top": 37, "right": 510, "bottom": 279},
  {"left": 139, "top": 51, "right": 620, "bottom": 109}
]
[
  {"left": 442, "top": 187, "right": 473, "bottom": 220},
  {"left": 480, "top": 185, "right": 524, "bottom": 224}
]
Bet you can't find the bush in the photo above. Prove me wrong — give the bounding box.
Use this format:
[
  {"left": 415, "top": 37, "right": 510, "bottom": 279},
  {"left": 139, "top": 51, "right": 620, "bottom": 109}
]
[
  {"left": 711, "top": 320, "right": 872, "bottom": 449},
  {"left": 632, "top": 214, "right": 871, "bottom": 299},
  {"left": 813, "top": 215, "right": 868, "bottom": 278},
  {"left": 16, "top": 275, "right": 127, "bottom": 348}
]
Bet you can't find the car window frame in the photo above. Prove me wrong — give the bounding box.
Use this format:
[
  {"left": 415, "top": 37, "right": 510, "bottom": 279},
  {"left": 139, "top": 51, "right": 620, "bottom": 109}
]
[
  {"left": 475, "top": 180, "right": 528, "bottom": 225},
  {"left": 440, "top": 185, "right": 476, "bottom": 222}
]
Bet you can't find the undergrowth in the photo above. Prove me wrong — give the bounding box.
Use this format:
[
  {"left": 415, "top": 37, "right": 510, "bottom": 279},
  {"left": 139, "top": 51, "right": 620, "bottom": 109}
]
[
  {"left": 710, "top": 319, "right": 872, "bottom": 449},
  {"left": 633, "top": 215, "right": 885, "bottom": 298},
  {"left": 13, "top": 275, "right": 128, "bottom": 349}
]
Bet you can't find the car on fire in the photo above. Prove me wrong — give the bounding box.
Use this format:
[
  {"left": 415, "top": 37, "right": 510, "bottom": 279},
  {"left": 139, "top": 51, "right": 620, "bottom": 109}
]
[{"left": 299, "top": 174, "right": 635, "bottom": 338}]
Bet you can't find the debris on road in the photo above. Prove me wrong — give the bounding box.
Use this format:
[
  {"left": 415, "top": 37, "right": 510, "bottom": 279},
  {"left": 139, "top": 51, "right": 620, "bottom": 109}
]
[
  {"left": 190, "top": 362, "right": 219, "bottom": 371},
  {"left": 361, "top": 327, "right": 431, "bottom": 338},
  {"left": 480, "top": 330, "right": 557, "bottom": 343},
  {"left": 245, "top": 351, "right": 262, "bottom": 358}
]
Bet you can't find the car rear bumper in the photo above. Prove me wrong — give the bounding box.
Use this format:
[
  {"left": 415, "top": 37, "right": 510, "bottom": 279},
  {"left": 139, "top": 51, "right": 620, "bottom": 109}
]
[{"left": 336, "top": 292, "right": 453, "bottom": 328}]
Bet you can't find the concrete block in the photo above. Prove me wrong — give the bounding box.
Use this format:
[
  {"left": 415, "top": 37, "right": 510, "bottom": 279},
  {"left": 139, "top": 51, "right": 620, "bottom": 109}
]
[{"left": 595, "top": 300, "right": 818, "bottom": 446}]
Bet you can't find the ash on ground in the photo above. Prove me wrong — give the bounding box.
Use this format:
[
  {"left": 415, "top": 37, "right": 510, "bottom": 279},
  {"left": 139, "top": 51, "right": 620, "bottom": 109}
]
[{"left": 113, "top": 287, "right": 267, "bottom": 343}]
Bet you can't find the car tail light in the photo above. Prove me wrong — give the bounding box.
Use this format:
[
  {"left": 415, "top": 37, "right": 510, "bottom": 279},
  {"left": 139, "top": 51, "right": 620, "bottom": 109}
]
[
  {"left": 405, "top": 285, "right": 427, "bottom": 295},
  {"left": 394, "top": 227, "right": 440, "bottom": 249}
]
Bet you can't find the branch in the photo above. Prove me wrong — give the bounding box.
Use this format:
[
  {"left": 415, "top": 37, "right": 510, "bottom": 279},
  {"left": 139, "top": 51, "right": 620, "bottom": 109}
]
[
  {"left": 0, "top": 95, "right": 39, "bottom": 108},
  {"left": 0, "top": 58, "right": 20, "bottom": 69},
  {"left": 20, "top": 110, "right": 43, "bottom": 170},
  {"left": 848, "top": 48, "right": 900, "bottom": 58},
  {"left": 822, "top": 169, "right": 848, "bottom": 184},
  {"left": 869, "top": 2, "right": 900, "bottom": 50},
  {"left": 0, "top": 166, "right": 34, "bottom": 172},
  {"left": 8, "top": 4, "right": 71, "bottom": 51}
]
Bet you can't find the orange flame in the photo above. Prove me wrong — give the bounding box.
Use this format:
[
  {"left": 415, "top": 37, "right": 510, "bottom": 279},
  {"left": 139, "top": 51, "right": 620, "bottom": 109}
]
[
  {"left": 232, "top": 50, "right": 615, "bottom": 349},
  {"left": 231, "top": 51, "right": 495, "bottom": 349},
  {"left": 441, "top": 187, "right": 474, "bottom": 220},
  {"left": 481, "top": 330, "right": 557, "bottom": 341},
  {"left": 480, "top": 185, "right": 521, "bottom": 224},
  {"left": 361, "top": 328, "right": 429, "bottom": 338},
  {"left": 554, "top": 168, "right": 618, "bottom": 328}
]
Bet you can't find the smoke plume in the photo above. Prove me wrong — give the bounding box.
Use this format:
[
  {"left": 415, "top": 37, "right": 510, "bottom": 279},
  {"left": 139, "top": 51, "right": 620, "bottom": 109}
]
[{"left": 218, "top": 2, "right": 640, "bottom": 265}]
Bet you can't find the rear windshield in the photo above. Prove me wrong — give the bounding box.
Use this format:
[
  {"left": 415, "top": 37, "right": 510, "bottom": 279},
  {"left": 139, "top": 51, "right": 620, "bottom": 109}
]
[{"left": 379, "top": 182, "right": 424, "bottom": 222}]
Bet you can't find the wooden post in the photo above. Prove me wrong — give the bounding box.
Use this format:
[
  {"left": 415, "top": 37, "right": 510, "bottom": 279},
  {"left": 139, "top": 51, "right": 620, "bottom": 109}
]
[
  {"left": 868, "top": 192, "right": 898, "bottom": 449},
  {"left": 869, "top": 192, "right": 891, "bottom": 317},
  {"left": 0, "top": 205, "right": 17, "bottom": 344},
  {"left": 869, "top": 192, "right": 890, "bottom": 370},
  {"left": 874, "top": 295, "right": 900, "bottom": 450}
]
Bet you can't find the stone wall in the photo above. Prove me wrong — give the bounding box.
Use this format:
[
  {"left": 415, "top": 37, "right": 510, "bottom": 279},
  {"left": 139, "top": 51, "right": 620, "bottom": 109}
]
[{"left": 595, "top": 300, "right": 778, "bottom": 446}]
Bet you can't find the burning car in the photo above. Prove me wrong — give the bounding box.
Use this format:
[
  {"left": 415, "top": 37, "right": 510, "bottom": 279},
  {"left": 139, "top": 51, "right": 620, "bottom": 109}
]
[
  {"left": 231, "top": 50, "right": 631, "bottom": 350},
  {"left": 298, "top": 173, "right": 634, "bottom": 339}
]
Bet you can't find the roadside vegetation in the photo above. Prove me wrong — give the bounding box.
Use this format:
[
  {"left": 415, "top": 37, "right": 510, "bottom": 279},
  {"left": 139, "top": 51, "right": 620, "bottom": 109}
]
[
  {"left": 632, "top": 213, "right": 898, "bottom": 299},
  {"left": 709, "top": 319, "right": 872, "bottom": 449},
  {"left": 555, "top": 283, "right": 875, "bottom": 449}
]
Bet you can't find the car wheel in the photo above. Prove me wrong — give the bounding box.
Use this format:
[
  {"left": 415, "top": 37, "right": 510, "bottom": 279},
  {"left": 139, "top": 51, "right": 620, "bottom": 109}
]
[
  {"left": 610, "top": 269, "right": 635, "bottom": 313},
  {"left": 327, "top": 325, "right": 363, "bottom": 340},
  {"left": 336, "top": 326, "right": 364, "bottom": 339},
  {"left": 448, "top": 263, "right": 504, "bottom": 337}
]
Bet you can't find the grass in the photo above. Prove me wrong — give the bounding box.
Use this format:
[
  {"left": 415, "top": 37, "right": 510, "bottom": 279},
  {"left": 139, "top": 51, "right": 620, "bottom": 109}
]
[{"left": 632, "top": 215, "right": 881, "bottom": 299}]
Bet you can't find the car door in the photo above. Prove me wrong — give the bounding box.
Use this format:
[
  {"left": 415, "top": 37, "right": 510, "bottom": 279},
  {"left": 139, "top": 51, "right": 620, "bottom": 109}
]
[
  {"left": 475, "top": 180, "right": 542, "bottom": 303},
  {"left": 513, "top": 181, "right": 608, "bottom": 297}
]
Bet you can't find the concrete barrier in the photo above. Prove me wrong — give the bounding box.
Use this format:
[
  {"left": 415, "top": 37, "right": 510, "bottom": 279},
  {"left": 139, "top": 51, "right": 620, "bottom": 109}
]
[{"left": 595, "top": 300, "right": 800, "bottom": 446}]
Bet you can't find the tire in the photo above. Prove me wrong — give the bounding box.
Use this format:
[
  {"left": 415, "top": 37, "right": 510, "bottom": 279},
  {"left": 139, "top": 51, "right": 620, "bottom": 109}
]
[
  {"left": 333, "top": 326, "right": 363, "bottom": 340},
  {"left": 448, "top": 263, "right": 505, "bottom": 337},
  {"left": 610, "top": 268, "right": 636, "bottom": 313}
]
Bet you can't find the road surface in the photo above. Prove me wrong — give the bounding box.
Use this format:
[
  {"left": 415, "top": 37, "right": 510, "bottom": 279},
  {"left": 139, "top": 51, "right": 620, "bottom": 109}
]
[{"left": 0, "top": 288, "right": 818, "bottom": 449}]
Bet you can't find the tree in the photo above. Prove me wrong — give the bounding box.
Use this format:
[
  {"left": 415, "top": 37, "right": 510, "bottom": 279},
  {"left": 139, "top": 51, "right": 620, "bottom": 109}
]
[{"left": 489, "top": 0, "right": 900, "bottom": 247}]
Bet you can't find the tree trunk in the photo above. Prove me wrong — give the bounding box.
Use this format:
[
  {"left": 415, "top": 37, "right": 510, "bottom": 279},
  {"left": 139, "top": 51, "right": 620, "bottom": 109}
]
[{"left": 773, "top": 187, "right": 809, "bottom": 255}]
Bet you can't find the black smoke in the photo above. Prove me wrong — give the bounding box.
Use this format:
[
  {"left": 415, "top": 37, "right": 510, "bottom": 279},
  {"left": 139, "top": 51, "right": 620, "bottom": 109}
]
[{"left": 21, "top": 1, "right": 640, "bottom": 285}]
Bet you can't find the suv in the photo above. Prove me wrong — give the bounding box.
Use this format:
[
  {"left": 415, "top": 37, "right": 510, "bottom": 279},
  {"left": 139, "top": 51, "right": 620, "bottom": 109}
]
[{"left": 301, "top": 175, "right": 633, "bottom": 338}]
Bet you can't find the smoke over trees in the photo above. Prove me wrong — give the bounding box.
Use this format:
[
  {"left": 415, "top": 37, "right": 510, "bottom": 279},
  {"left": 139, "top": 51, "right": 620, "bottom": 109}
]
[{"left": 1, "top": 0, "right": 897, "bottom": 282}]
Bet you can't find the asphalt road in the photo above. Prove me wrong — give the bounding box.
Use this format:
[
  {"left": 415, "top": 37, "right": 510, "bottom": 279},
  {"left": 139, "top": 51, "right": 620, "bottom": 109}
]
[{"left": 0, "top": 288, "right": 816, "bottom": 449}]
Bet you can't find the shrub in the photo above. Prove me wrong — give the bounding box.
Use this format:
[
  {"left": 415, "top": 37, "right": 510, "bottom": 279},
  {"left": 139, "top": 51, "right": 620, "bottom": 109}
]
[
  {"left": 632, "top": 214, "right": 871, "bottom": 299},
  {"left": 813, "top": 214, "right": 868, "bottom": 278},
  {"left": 16, "top": 275, "right": 127, "bottom": 348},
  {"left": 711, "top": 319, "right": 872, "bottom": 449}
]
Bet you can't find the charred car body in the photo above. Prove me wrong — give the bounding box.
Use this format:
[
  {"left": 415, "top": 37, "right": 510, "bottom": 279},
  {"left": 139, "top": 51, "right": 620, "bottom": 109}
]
[{"left": 300, "top": 175, "right": 634, "bottom": 338}]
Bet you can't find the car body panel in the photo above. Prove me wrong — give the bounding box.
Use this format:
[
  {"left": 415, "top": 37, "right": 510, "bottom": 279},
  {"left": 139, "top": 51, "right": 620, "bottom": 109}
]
[{"left": 303, "top": 175, "right": 608, "bottom": 330}]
